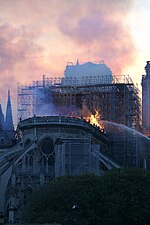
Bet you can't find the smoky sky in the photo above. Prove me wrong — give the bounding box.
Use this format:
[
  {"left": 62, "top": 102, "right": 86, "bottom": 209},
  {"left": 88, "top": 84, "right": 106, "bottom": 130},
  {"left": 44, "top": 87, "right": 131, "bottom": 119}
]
[
  {"left": 57, "top": 0, "right": 136, "bottom": 73},
  {"left": 0, "top": 23, "right": 45, "bottom": 99}
]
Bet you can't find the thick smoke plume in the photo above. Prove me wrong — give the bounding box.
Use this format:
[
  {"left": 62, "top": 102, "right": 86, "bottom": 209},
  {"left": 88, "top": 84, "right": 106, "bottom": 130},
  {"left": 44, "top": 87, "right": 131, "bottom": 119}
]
[
  {"left": 57, "top": 0, "right": 135, "bottom": 74},
  {"left": 0, "top": 23, "right": 45, "bottom": 100}
]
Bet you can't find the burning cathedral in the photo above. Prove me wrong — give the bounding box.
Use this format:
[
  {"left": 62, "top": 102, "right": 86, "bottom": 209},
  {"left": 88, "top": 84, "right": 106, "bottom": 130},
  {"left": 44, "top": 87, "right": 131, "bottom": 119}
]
[{"left": 0, "top": 60, "right": 149, "bottom": 223}]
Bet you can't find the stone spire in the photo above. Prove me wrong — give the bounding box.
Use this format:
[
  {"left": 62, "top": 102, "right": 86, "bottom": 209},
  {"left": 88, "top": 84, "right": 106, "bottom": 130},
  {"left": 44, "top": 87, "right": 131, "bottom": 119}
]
[{"left": 5, "top": 90, "right": 14, "bottom": 132}]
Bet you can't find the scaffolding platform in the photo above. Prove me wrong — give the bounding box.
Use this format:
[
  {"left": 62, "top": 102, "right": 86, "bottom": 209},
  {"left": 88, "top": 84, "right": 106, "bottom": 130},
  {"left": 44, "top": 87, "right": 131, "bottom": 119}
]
[{"left": 17, "top": 75, "right": 142, "bottom": 131}]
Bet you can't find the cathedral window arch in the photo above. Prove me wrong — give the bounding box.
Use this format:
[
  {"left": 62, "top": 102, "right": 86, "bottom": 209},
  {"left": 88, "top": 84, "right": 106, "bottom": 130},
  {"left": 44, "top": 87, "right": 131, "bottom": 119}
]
[
  {"left": 38, "top": 137, "right": 55, "bottom": 173},
  {"left": 39, "top": 137, "right": 54, "bottom": 156}
]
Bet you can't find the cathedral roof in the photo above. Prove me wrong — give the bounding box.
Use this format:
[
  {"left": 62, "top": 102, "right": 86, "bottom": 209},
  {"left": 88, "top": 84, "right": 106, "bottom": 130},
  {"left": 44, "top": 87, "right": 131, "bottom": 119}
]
[{"left": 64, "top": 60, "right": 112, "bottom": 78}]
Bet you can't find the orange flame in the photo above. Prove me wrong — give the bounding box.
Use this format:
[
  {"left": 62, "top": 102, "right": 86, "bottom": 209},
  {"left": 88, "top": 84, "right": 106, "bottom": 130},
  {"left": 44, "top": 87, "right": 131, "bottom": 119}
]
[
  {"left": 90, "top": 111, "right": 100, "bottom": 127},
  {"left": 84, "top": 110, "right": 104, "bottom": 129}
]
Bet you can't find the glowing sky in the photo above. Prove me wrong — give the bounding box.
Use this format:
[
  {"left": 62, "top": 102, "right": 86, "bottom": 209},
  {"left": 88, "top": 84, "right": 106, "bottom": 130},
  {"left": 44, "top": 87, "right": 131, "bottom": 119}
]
[{"left": 0, "top": 0, "right": 150, "bottom": 123}]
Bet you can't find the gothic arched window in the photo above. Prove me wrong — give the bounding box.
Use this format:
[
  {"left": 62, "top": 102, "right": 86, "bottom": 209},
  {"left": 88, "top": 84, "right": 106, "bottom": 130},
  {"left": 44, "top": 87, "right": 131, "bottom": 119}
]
[{"left": 40, "top": 138, "right": 54, "bottom": 155}]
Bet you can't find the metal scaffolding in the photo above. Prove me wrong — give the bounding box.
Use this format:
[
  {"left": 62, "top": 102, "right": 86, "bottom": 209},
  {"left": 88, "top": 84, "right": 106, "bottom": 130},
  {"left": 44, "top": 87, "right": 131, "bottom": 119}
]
[{"left": 17, "top": 74, "right": 142, "bottom": 131}]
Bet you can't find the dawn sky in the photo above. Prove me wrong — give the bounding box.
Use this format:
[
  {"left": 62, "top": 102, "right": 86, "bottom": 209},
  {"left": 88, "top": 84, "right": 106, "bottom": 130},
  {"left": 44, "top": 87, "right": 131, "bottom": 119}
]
[{"left": 0, "top": 0, "right": 150, "bottom": 123}]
